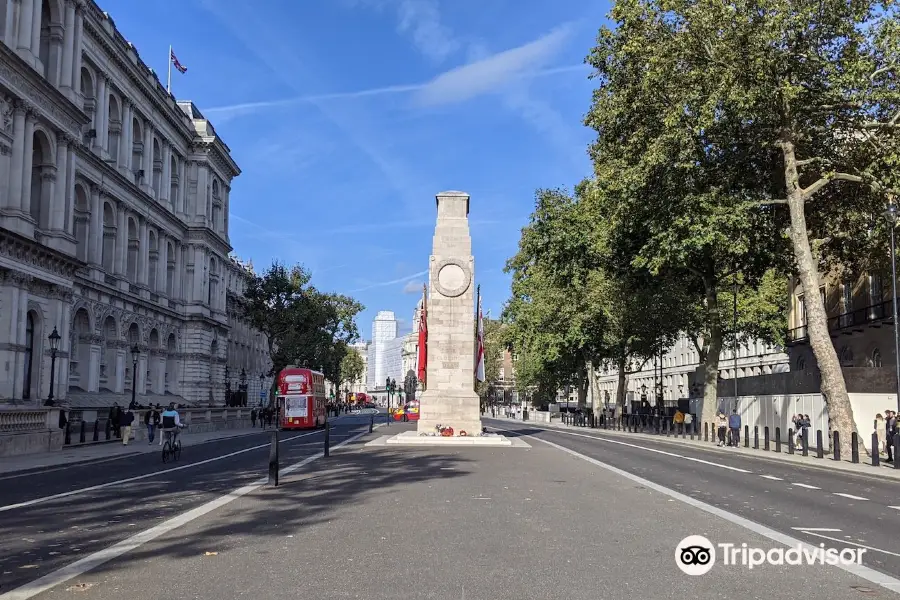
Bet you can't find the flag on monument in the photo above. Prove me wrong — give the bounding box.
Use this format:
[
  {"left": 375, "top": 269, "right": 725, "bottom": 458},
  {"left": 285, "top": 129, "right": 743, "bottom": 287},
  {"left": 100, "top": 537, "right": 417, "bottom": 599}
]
[
  {"left": 475, "top": 288, "right": 485, "bottom": 382},
  {"left": 417, "top": 284, "right": 427, "bottom": 383}
]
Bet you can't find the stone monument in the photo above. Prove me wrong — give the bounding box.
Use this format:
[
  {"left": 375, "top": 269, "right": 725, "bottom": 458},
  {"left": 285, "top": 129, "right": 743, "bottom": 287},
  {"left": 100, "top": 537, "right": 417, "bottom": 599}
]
[{"left": 415, "top": 190, "right": 483, "bottom": 436}]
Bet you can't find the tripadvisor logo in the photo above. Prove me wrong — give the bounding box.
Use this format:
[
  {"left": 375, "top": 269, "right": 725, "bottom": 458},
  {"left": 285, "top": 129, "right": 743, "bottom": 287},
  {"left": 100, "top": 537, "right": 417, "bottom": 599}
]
[{"left": 675, "top": 535, "right": 866, "bottom": 575}]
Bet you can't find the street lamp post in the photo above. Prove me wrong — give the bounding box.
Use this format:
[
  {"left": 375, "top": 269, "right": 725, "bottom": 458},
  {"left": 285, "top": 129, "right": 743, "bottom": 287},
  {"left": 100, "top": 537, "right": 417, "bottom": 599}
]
[
  {"left": 259, "top": 373, "right": 265, "bottom": 407},
  {"left": 45, "top": 327, "right": 61, "bottom": 406},
  {"left": 130, "top": 345, "right": 140, "bottom": 408},
  {"left": 240, "top": 368, "right": 247, "bottom": 407},
  {"left": 884, "top": 203, "right": 900, "bottom": 414}
]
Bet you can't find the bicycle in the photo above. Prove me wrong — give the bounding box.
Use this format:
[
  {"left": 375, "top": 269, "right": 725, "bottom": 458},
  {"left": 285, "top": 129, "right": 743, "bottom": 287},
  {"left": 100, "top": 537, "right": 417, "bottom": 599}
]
[{"left": 161, "top": 425, "right": 185, "bottom": 463}]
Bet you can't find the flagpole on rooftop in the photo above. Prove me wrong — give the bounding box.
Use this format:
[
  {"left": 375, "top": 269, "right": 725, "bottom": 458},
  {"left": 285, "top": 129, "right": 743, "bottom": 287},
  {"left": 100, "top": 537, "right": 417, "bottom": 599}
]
[{"left": 166, "top": 45, "right": 172, "bottom": 94}]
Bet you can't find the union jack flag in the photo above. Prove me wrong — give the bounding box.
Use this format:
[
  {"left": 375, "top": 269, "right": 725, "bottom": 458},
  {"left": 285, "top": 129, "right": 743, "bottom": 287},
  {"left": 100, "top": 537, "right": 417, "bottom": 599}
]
[{"left": 170, "top": 49, "right": 187, "bottom": 74}]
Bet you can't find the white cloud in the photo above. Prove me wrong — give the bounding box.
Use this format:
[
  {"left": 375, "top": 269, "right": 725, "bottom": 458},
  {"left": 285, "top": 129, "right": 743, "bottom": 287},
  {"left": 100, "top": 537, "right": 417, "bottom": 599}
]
[
  {"left": 203, "top": 65, "right": 586, "bottom": 122},
  {"left": 348, "top": 270, "right": 428, "bottom": 293},
  {"left": 412, "top": 24, "right": 575, "bottom": 107},
  {"left": 402, "top": 279, "right": 424, "bottom": 293}
]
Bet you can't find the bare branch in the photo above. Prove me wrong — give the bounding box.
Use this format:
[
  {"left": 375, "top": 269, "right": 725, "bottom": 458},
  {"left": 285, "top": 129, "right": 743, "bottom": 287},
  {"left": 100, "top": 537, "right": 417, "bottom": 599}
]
[
  {"left": 796, "top": 157, "right": 830, "bottom": 167},
  {"left": 757, "top": 199, "right": 788, "bottom": 205},
  {"left": 801, "top": 172, "right": 864, "bottom": 200},
  {"left": 871, "top": 60, "right": 897, "bottom": 82}
]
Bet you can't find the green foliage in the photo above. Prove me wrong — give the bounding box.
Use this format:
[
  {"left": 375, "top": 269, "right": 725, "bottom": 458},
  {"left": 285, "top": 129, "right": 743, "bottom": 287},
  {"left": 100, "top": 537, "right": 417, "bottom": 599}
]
[
  {"left": 242, "top": 261, "right": 364, "bottom": 386},
  {"left": 339, "top": 349, "right": 365, "bottom": 391}
]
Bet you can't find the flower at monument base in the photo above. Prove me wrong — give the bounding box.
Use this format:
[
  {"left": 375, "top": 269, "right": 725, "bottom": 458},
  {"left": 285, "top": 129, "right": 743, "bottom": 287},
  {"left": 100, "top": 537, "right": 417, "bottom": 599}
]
[{"left": 459, "top": 431, "right": 467, "bottom": 437}]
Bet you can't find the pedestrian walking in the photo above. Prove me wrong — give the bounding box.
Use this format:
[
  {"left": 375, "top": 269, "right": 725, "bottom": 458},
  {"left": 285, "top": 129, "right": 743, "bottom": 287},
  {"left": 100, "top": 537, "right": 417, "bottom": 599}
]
[
  {"left": 120, "top": 408, "right": 134, "bottom": 445},
  {"left": 716, "top": 411, "right": 728, "bottom": 446},
  {"left": 886, "top": 409, "right": 897, "bottom": 463},
  {"left": 251, "top": 408, "right": 258, "bottom": 428},
  {"left": 728, "top": 409, "right": 741, "bottom": 447},
  {"left": 145, "top": 405, "right": 160, "bottom": 444},
  {"left": 109, "top": 403, "right": 121, "bottom": 438}
]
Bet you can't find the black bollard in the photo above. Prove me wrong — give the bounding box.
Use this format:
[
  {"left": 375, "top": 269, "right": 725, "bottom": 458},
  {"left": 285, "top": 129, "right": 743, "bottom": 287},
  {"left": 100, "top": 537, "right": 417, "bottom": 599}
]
[
  {"left": 744, "top": 425, "right": 749, "bottom": 448},
  {"left": 324, "top": 420, "right": 331, "bottom": 458},
  {"left": 268, "top": 430, "right": 279, "bottom": 487},
  {"left": 754, "top": 426, "right": 759, "bottom": 450},
  {"left": 64, "top": 421, "right": 71, "bottom": 445},
  {"left": 851, "top": 432, "right": 859, "bottom": 464},
  {"left": 80, "top": 420, "right": 86, "bottom": 444},
  {"left": 93, "top": 419, "right": 99, "bottom": 442},
  {"left": 788, "top": 428, "right": 795, "bottom": 454},
  {"left": 689, "top": 421, "right": 694, "bottom": 440},
  {"left": 802, "top": 429, "right": 809, "bottom": 457},
  {"left": 704, "top": 422, "right": 709, "bottom": 442},
  {"left": 775, "top": 427, "right": 781, "bottom": 453},
  {"left": 894, "top": 436, "right": 900, "bottom": 470},
  {"left": 369, "top": 413, "right": 374, "bottom": 433},
  {"left": 833, "top": 431, "right": 841, "bottom": 462},
  {"left": 872, "top": 432, "right": 880, "bottom": 467},
  {"left": 764, "top": 426, "right": 770, "bottom": 451},
  {"left": 105, "top": 419, "right": 111, "bottom": 440},
  {"left": 816, "top": 430, "right": 824, "bottom": 458},
  {"left": 682, "top": 421, "right": 686, "bottom": 439}
]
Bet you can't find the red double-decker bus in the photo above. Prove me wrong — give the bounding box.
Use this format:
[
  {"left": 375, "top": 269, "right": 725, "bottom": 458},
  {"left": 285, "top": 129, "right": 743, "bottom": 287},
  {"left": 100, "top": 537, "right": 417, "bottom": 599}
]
[{"left": 275, "top": 367, "right": 327, "bottom": 430}]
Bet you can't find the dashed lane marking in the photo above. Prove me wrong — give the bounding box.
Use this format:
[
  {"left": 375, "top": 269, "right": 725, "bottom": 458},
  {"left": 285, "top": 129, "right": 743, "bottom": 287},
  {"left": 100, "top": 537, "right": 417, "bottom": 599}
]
[
  {"left": 791, "top": 527, "right": 843, "bottom": 532},
  {"left": 833, "top": 493, "right": 869, "bottom": 501},
  {"left": 760, "top": 475, "right": 783, "bottom": 481},
  {"left": 792, "top": 483, "right": 820, "bottom": 489}
]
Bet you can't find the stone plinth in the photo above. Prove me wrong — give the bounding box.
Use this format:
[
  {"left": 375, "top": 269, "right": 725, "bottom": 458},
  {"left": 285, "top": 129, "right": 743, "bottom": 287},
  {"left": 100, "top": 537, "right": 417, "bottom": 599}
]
[
  {"left": 417, "top": 191, "right": 483, "bottom": 436},
  {"left": 381, "top": 430, "right": 516, "bottom": 447}
]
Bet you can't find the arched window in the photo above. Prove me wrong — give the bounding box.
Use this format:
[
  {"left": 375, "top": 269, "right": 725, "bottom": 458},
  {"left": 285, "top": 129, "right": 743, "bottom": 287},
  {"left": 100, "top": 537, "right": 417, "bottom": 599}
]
[
  {"left": 22, "top": 313, "right": 35, "bottom": 399},
  {"left": 796, "top": 355, "right": 806, "bottom": 371},
  {"left": 872, "top": 348, "right": 883, "bottom": 368}
]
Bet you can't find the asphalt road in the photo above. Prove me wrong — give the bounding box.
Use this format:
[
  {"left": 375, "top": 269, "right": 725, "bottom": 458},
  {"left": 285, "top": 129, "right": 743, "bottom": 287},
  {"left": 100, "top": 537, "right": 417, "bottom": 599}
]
[
  {"left": 485, "top": 419, "right": 900, "bottom": 579},
  {"left": 0, "top": 415, "right": 378, "bottom": 595},
  {"left": 16, "top": 424, "right": 900, "bottom": 600}
]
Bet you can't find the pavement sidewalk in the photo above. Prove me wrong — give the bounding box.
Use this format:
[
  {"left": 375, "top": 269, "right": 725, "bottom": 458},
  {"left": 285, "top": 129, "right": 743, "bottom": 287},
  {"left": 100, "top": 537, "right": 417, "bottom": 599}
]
[
  {"left": 0, "top": 426, "right": 271, "bottom": 475},
  {"left": 487, "top": 415, "right": 900, "bottom": 481},
  {"left": 26, "top": 424, "right": 898, "bottom": 600}
]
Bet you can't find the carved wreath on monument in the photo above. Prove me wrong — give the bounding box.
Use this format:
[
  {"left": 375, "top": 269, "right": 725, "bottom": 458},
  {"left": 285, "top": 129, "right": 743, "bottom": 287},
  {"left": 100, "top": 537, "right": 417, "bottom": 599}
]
[{"left": 433, "top": 258, "right": 472, "bottom": 298}]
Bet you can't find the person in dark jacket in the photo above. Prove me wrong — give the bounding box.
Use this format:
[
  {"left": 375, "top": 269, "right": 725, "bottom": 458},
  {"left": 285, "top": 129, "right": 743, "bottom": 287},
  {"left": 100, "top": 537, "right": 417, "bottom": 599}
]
[
  {"left": 145, "top": 406, "right": 160, "bottom": 444},
  {"left": 109, "top": 403, "right": 121, "bottom": 438},
  {"left": 120, "top": 408, "right": 135, "bottom": 446},
  {"left": 728, "top": 410, "right": 742, "bottom": 447}
]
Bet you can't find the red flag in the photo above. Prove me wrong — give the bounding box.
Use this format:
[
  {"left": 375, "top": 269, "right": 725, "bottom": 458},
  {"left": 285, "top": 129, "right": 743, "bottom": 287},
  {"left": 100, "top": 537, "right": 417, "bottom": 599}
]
[
  {"left": 417, "top": 286, "right": 427, "bottom": 383},
  {"left": 475, "top": 287, "right": 485, "bottom": 382},
  {"left": 170, "top": 49, "right": 187, "bottom": 74}
]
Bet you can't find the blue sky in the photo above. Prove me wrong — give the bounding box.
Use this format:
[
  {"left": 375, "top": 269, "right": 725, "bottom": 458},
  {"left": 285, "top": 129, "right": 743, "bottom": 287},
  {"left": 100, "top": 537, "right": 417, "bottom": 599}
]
[{"left": 99, "top": 0, "right": 606, "bottom": 338}]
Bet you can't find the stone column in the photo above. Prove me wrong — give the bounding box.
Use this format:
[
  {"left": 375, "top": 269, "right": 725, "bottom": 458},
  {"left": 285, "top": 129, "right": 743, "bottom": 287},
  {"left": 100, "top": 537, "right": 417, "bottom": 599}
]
[
  {"left": 7, "top": 105, "right": 26, "bottom": 212},
  {"left": 114, "top": 204, "right": 126, "bottom": 276},
  {"left": 88, "top": 341, "right": 101, "bottom": 392},
  {"left": 138, "top": 218, "right": 149, "bottom": 286},
  {"left": 3, "top": 0, "right": 16, "bottom": 47},
  {"left": 114, "top": 348, "right": 125, "bottom": 394},
  {"left": 10, "top": 284, "right": 25, "bottom": 399},
  {"left": 141, "top": 121, "right": 152, "bottom": 191},
  {"left": 137, "top": 354, "right": 147, "bottom": 395},
  {"left": 65, "top": 139, "right": 76, "bottom": 235},
  {"left": 38, "top": 167, "right": 56, "bottom": 230},
  {"left": 157, "top": 232, "right": 168, "bottom": 294},
  {"left": 30, "top": 0, "right": 41, "bottom": 63},
  {"left": 49, "top": 26, "right": 63, "bottom": 86},
  {"left": 174, "top": 243, "right": 183, "bottom": 299},
  {"left": 176, "top": 160, "right": 186, "bottom": 214},
  {"left": 60, "top": 0, "right": 76, "bottom": 90},
  {"left": 193, "top": 246, "right": 206, "bottom": 303},
  {"left": 20, "top": 110, "right": 35, "bottom": 216},
  {"left": 70, "top": 2, "right": 83, "bottom": 99},
  {"left": 118, "top": 99, "right": 132, "bottom": 171},
  {"left": 0, "top": 144, "right": 10, "bottom": 209},
  {"left": 94, "top": 75, "right": 107, "bottom": 152},
  {"left": 160, "top": 141, "right": 171, "bottom": 206},
  {"left": 16, "top": 0, "right": 33, "bottom": 55},
  {"left": 52, "top": 135, "right": 68, "bottom": 232},
  {"left": 88, "top": 183, "right": 101, "bottom": 264}
]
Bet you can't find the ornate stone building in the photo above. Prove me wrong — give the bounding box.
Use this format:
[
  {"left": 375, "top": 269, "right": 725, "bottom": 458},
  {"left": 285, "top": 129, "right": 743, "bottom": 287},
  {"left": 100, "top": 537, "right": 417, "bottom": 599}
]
[
  {"left": 225, "top": 255, "right": 272, "bottom": 406},
  {"left": 0, "top": 0, "right": 255, "bottom": 407}
]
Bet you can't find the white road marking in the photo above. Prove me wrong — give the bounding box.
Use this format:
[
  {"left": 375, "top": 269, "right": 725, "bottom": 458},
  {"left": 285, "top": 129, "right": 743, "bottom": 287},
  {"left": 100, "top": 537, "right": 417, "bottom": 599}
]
[
  {"left": 760, "top": 475, "right": 783, "bottom": 480},
  {"left": 890, "top": 506, "right": 900, "bottom": 511},
  {"left": 0, "top": 424, "right": 381, "bottom": 600},
  {"left": 833, "top": 493, "right": 869, "bottom": 501},
  {"left": 792, "top": 483, "right": 820, "bottom": 489},
  {"left": 0, "top": 429, "right": 329, "bottom": 513},
  {"left": 489, "top": 425, "right": 900, "bottom": 595},
  {"left": 797, "top": 531, "right": 900, "bottom": 559},
  {"left": 491, "top": 425, "right": 753, "bottom": 474},
  {"left": 791, "top": 527, "right": 843, "bottom": 532}
]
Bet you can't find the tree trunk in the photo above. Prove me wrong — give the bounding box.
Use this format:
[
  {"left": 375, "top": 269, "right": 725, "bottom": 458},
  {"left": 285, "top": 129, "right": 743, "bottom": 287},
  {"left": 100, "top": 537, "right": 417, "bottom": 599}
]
[
  {"left": 782, "top": 134, "right": 858, "bottom": 458},
  {"left": 701, "top": 278, "right": 723, "bottom": 427},
  {"left": 616, "top": 356, "right": 628, "bottom": 415},
  {"left": 586, "top": 359, "right": 601, "bottom": 419}
]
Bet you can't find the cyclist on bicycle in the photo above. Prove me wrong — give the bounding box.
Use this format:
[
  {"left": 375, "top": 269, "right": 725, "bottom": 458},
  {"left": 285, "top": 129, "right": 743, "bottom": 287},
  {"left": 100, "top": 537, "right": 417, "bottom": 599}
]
[{"left": 160, "top": 403, "right": 184, "bottom": 446}]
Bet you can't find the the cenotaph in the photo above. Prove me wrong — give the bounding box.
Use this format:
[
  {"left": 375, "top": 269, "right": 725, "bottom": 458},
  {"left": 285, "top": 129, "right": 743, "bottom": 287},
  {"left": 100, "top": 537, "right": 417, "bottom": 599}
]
[
  {"left": 383, "top": 190, "right": 512, "bottom": 446},
  {"left": 415, "top": 190, "right": 483, "bottom": 436}
]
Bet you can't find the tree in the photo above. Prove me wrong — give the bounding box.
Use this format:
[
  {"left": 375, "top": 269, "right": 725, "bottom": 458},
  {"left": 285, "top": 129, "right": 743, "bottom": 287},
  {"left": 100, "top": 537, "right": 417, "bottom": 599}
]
[
  {"left": 586, "top": 0, "right": 899, "bottom": 453},
  {"left": 340, "top": 349, "right": 365, "bottom": 393},
  {"left": 243, "top": 261, "right": 364, "bottom": 397}
]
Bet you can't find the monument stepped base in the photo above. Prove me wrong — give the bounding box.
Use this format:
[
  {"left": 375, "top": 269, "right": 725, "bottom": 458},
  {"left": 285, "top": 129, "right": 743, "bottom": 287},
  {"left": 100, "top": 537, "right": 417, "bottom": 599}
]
[{"left": 377, "top": 430, "right": 520, "bottom": 447}]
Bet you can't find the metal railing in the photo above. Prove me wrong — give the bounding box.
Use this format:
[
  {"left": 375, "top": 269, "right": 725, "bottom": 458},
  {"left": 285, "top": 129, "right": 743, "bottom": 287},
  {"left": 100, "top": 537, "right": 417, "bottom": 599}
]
[{"left": 787, "top": 300, "right": 893, "bottom": 343}]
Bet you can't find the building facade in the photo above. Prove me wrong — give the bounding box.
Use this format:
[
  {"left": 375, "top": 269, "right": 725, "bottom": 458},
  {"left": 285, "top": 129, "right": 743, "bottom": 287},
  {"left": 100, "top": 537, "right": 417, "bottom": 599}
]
[
  {"left": 224, "top": 256, "right": 271, "bottom": 405},
  {"left": 0, "top": 0, "right": 263, "bottom": 408}
]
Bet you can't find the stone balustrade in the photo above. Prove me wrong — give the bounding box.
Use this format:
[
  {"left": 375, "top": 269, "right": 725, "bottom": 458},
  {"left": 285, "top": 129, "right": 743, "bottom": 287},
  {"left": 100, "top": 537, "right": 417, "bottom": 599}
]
[{"left": 0, "top": 406, "right": 254, "bottom": 457}]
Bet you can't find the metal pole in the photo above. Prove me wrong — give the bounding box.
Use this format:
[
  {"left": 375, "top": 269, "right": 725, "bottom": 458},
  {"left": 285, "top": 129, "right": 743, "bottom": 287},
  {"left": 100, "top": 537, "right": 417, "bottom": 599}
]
[
  {"left": 166, "top": 45, "right": 172, "bottom": 94},
  {"left": 47, "top": 351, "right": 56, "bottom": 403},
  {"left": 131, "top": 359, "right": 137, "bottom": 407},
  {"left": 892, "top": 222, "right": 900, "bottom": 414}
]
